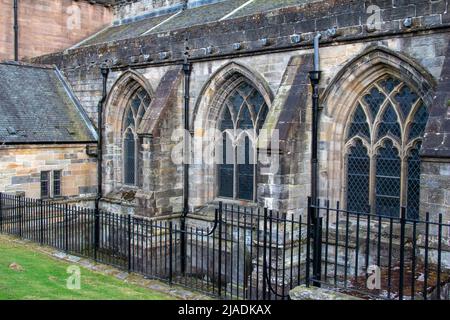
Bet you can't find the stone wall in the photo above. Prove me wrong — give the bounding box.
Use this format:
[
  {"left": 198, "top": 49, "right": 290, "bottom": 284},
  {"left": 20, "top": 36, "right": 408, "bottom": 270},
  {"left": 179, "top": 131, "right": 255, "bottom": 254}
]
[
  {"left": 32, "top": 0, "right": 450, "bottom": 218},
  {"left": 0, "top": 0, "right": 112, "bottom": 61},
  {"left": 421, "top": 161, "right": 450, "bottom": 218},
  {"left": 0, "top": 144, "right": 97, "bottom": 201}
]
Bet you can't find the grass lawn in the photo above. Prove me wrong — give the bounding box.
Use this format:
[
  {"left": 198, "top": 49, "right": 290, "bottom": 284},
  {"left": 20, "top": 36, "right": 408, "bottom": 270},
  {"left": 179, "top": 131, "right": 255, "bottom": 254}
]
[{"left": 0, "top": 238, "right": 174, "bottom": 300}]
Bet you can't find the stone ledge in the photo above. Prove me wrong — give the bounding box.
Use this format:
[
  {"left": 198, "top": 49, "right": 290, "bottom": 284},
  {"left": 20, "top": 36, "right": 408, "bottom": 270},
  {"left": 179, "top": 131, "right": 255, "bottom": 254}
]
[{"left": 289, "top": 285, "right": 361, "bottom": 300}]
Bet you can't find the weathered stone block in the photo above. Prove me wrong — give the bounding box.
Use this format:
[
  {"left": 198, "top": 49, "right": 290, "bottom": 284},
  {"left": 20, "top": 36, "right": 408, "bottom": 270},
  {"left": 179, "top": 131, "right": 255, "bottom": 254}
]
[{"left": 289, "top": 285, "right": 361, "bottom": 300}]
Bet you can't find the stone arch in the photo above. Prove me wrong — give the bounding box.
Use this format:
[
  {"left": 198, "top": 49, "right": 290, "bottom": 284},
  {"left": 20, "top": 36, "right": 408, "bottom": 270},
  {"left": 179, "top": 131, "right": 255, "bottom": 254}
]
[
  {"left": 320, "top": 46, "right": 436, "bottom": 206},
  {"left": 103, "top": 70, "right": 154, "bottom": 194},
  {"left": 190, "top": 61, "right": 274, "bottom": 206},
  {"left": 105, "top": 70, "right": 154, "bottom": 136},
  {"left": 191, "top": 61, "right": 273, "bottom": 130}
]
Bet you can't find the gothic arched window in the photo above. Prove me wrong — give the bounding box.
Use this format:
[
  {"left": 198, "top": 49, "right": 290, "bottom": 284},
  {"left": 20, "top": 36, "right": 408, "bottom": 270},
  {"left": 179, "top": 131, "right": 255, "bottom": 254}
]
[
  {"left": 218, "top": 81, "right": 268, "bottom": 201},
  {"left": 345, "top": 76, "right": 428, "bottom": 218},
  {"left": 122, "top": 88, "right": 151, "bottom": 185}
]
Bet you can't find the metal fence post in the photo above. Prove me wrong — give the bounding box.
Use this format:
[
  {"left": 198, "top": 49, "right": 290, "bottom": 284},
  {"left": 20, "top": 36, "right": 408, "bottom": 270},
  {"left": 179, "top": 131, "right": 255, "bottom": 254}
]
[
  {"left": 217, "top": 202, "right": 223, "bottom": 298},
  {"left": 313, "top": 199, "right": 323, "bottom": 287},
  {"left": 262, "top": 207, "right": 268, "bottom": 300},
  {"left": 306, "top": 197, "right": 312, "bottom": 287},
  {"left": 65, "top": 204, "right": 69, "bottom": 252},
  {"left": 39, "top": 200, "right": 44, "bottom": 245},
  {"left": 180, "top": 216, "right": 186, "bottom": 275},
  {"left": 18, "top": 195, "right": 23, "bottom": 238},
  {"left": 169, "top": 221, "right": 173, "bottom": 285},
  {"left": 94, "top": 208, "right": 100, "bottom": 261},
  {"left": 128, "top": 214, "right": 132, "bottom": 272},
  {"left": 399, "top": 206, "right": 406, "bottom": 300}
]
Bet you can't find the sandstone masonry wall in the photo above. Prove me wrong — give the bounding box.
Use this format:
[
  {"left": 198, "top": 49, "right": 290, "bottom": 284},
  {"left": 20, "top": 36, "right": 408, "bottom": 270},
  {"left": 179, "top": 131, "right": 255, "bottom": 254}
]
[
  {"left": 32, "top": 0, "right": 450, "bottom": 219},
  {"left": 0, "top": 0, "right": 113, "bottom": 61},
  {"left": 0, "top": 144, "right": 97, "bottom": 200}
]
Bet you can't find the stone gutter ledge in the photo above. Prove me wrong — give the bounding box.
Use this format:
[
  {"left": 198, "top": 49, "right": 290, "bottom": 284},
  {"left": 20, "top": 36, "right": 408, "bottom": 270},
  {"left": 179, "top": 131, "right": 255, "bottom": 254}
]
[{"left": 289, "top": 285, "right": 362, "bottom": 300}]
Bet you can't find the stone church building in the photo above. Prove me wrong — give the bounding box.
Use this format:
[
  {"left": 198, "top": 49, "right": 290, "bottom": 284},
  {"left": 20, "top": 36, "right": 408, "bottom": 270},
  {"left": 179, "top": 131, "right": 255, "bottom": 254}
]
[{"left": 1, "top": 0, "right": 449, "bottom": 224}]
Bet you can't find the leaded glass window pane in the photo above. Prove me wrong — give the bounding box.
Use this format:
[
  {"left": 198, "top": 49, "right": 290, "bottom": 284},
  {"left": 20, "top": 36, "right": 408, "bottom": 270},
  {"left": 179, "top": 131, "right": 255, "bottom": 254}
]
[
  {"left": 407, "top": 145, "right": 421, "bottom": 219},
  {"left": 346, "top": 76, "right": 428, "bottom": 217},
  {"left": 408, "top": 103, "right": 429, "bottom": 140},
  {"left": 347, "top": 105, "right": 370, "bottom": 140},
  {"left": 131, "top": 96, "right": 141, "bottom": 114},
  {"left": 217, "top": 80, "right": 268, "bottom": 201},
  {"left": 137, "top": 88, "right": 147, "bottom": 99},
  {"left": 238, "top": 106, "right": 253, "bottom": 129},
  {"left": 237, "top": 136, "right": 254, "bottom": 200},
  {"left": 125, "top": 108, "right": 134, "bottom": 128},
  {"left": 124, "top": 131, "right": 135, "bottom": 185},
  {"left": 248, "top": 88, "right": 265, "bottom": 116},
  {"left": 347, "top": 140, "right": 370, "bottom": 213},
  {"left": 220, "top": 106, "right": 234, "bottom": 130},
  {"left": 237, "top": 82, "right": 253, "bottom": 98},
  {"left": 122, "top": 88, "right": 151, "bottom": 186},
  {"left": 228, "top": 90, "right": 244, "bottom": 118},
  {"left": 379, "top": 77, "right": 400, "bottom": 93},
  {"left": 375, "top": 140, "right": 401, "bottom": 217},
  {"left": 377, "top": 104, "right": 401, "bottom": 140},
  {"left": 257, "top": 104, "right": 268, "bottom": 132},
  {"left": 364, "top": 87, "right": 385, "bottom": 120},
  {"left": 218, "top": 132, "right": 234, "bottom": 198},
  {"left": 394, "top": 85, "right": 418, "bottom": 118}
]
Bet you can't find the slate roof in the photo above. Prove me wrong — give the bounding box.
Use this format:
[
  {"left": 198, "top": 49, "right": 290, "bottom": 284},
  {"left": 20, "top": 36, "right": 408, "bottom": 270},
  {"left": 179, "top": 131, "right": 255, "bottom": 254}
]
[
  {"left": 76, "top": 0, "right": 318, "bottom": 47},
  {"left": 0, "top": 62, "right": 97, "bottom": 144}
]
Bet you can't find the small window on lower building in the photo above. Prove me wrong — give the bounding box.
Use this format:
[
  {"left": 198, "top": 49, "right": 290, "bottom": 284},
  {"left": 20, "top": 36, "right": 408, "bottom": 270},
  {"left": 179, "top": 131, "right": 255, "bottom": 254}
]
[
  {"left": 40, "top": 171, "right": 50, "bottom": 198},
  {"left": 40, "top": 170, "right": 62, "bottom": 199},
  {"left": 53, "top": 170, "right": 62, "bottom": 197}
]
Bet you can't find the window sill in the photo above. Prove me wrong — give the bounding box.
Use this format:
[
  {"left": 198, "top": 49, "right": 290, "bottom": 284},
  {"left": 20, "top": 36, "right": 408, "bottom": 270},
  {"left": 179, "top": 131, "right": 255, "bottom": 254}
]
[{"left": 213, "top": 197, "right": 258, "bottom": 208}]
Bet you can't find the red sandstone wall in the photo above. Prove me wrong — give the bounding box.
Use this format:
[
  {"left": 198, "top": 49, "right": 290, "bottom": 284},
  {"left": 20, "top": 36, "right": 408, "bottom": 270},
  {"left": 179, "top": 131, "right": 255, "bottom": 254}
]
[{"left": 0, "top": 0, "right": 113, "bottom": 61}]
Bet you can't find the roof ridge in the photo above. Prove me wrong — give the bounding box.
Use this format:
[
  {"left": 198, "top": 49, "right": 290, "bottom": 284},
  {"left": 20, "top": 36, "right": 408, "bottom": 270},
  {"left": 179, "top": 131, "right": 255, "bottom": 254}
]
[{"left": 0, "top": 60, "right": 55, "bottom": 70}]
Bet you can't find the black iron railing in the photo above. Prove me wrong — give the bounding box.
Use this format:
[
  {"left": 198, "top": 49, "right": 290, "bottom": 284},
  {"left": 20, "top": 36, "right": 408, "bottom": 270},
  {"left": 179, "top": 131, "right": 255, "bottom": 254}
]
[
  {"left": 0, "top": 193, "right": 308, "bottom": 300},
  {"left": 0, "top": 192, "right": 449, "bottom": 300},
  {"left": 309, "top": 198, "right": 450, "bottom": 300}
]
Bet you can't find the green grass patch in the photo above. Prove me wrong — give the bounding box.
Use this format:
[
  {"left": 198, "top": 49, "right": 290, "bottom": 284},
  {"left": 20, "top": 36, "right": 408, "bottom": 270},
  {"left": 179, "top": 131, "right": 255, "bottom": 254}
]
[{"left": 0, "top": 239, "right": 174, "bottom": 300}]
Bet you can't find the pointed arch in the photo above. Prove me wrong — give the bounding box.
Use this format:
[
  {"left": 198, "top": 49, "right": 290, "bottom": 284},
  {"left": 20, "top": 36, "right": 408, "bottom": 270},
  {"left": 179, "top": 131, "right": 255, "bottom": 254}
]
[
  {"left": 321, "top": 46, "right": 435, "bottom": 128},
  {"left": 191, "top": 61, "right": 273, "bottom": 130},
  {"left": 320, "top": 46, "right": 434, "bottom": 218},
  {"left": 103, "top": 70, "right": 154, "bottom": 191},
  {"left": 104, "top": 70, "right": 154, "bottom": 136},
  {"left": 191, "top": 61, "right": 273, "bottom": 204}
]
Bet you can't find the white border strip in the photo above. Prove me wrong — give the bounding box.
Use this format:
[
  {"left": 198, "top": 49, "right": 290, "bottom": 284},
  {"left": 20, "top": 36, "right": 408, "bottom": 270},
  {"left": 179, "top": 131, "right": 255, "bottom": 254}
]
[
  {"left": 141, "top": 10, "right": 183, "bottom": 36},
  {"left": 219, "top": 0, "right": 256, "bottom": 21}
]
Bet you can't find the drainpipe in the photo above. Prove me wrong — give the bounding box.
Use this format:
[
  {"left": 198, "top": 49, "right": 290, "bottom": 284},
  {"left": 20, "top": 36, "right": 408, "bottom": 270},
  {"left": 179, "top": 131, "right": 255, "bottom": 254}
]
[
  {"left": 94, "top": 64, "right": 109, "bottom": 258},
  {"left": 310, "top": 33, "right": 322, "bottom": 203},
  {"left": 13, "top": 0, "right": 19, "bottom": 61},
  {"left": 180, "top": 56, "right": 192, "bottom": 274},
  {"left": 309, "top": 33, "right": 322, "bottom": 287},
  {"left": 183, "top": 57, "right": 192, "bottom": 218}
]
